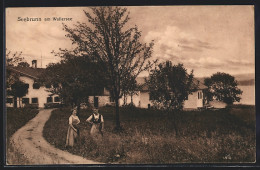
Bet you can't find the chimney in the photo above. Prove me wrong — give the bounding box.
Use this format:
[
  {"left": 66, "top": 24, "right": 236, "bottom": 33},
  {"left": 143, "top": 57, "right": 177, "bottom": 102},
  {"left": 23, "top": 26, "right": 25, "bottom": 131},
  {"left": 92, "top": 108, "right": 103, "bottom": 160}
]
[{"left": 32, "top": 60, "right": 37, "bottom": 68}]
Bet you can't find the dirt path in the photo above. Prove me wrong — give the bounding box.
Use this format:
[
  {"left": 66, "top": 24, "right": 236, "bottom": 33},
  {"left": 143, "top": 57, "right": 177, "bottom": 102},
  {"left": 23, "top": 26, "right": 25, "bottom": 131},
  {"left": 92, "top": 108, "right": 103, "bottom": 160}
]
[{"left": 8, "top": 109, "right": 102, "bottom": 165}]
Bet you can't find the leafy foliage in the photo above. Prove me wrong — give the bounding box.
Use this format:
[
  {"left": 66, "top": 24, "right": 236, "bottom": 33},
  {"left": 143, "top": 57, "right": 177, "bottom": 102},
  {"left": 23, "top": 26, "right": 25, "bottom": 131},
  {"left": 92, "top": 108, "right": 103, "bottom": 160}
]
[
  {"left": 41, "top": 54, "right": 107, "bottom": 109},
  {"left": 204, "top": 72, "right": 243, "bottom": 104},
  {"left": 6, "top": 49, "right": 24, "bottom": 67},
  {"left": 6, "top": 49, "right": 30, "bottom": 89},
  {"left": 147, "top": 61, "right": 197, "bottom": 110},
  {"left": 17, "top": 62, "right": 30, "bottom": 67},
  {"left": 62, "top": 7, "right": 156, "bottom": 129},
  {"left": 8, "top": 81, "right": 29, "bottom": 108}
]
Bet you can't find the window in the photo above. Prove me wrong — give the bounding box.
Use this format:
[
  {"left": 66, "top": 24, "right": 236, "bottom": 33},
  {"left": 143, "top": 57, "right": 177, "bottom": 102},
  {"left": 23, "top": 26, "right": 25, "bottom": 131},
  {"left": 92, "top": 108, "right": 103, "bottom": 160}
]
[
  {"left": 25, "top": 83, "right": 29, "bottom": 88},
  {"left": 198, "top": 92, "right": 202, "bottom": 99},
  {"left": 6, "top": 98, "right": 13, "bottom": 104},
  {"left": 109, "top": 97, "right": 115, "bottom": 102},
  {"left": 54, "top": 97, "right": 60, "bottom": 102},
  {"left": 47, "top": 97, "right": 53, "bottom": 103},
  {"left": 45, "top": 84, "right": 51, "bottom": 88},
  {"left": 32, "top": 98, "right": 38, "bottom": 104},
  {"left": 22, "top": 98, "right": 29, "bottom": 104},
  {"left": 33, "top": 82, "right": 40, "bottom": 89}
]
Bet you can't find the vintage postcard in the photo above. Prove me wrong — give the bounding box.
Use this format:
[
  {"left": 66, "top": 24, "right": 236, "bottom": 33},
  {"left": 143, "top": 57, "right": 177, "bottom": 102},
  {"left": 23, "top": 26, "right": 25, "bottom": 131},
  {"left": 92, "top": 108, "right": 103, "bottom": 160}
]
[{"left": 5, "top": 5, "right": 255, "bottom": 165}]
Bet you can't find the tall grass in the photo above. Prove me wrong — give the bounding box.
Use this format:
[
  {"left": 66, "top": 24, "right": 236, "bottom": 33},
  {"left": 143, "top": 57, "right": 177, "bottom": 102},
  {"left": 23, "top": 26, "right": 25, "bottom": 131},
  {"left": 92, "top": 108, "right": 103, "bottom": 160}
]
[{"left": 43, "top": 105, "right": 255, "bottom": 163}]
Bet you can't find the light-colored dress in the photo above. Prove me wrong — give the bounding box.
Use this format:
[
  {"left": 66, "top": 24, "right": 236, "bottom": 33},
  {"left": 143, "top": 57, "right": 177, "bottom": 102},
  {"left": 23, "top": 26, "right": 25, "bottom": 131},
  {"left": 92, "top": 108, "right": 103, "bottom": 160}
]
[
  {"left": 86, "top": 113, "right": 104, "bottom": 136},
  {"left": 65, "top": 115, "right": 80, "bottom": 147}
]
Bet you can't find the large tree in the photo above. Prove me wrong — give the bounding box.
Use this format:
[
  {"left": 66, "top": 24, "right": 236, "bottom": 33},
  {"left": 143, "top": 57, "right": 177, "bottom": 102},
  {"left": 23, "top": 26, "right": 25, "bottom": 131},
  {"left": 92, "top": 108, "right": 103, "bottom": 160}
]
[
  {"left": 147, "top": 61, "right": 197, "bottom": 111},
  {"left": 8, "top": 80, "right": 29, "bottom": 108},
  {"left": 204, "top": 72, "right": 243, "bottom": 104},
  {"left": 41, "top": 53, "right": 107, "bottom": 114},
  {"left": 63, "top": 7, "right": 155, "bottom": 130}
]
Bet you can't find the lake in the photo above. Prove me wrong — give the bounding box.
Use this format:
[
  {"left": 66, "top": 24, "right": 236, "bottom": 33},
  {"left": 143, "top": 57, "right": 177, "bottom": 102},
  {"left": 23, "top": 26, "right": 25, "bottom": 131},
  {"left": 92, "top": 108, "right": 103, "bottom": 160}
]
[{"left": 234, "top": 85, "right": 255, "bottom": 105}]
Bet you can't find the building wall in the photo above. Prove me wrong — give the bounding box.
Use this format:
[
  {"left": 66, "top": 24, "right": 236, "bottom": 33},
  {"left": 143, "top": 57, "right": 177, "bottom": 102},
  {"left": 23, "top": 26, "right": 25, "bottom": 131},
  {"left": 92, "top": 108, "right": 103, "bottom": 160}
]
[
  {"left": 139, "top": 91, "right": 151, "bottom": 108},
  {"left": 119, "top": 91, "right": 141, "bottom": 107},
  {"left": 19, "top": 76, "right": 53, "bottom": 108},
  {"left": 135, "top": 90, "right": 204, "bottom": 109},
  {"left": 89, "top": 96, "right": 110, "bottom": 107},
  {"left": 183, "top": 90, "right": 203, "bottom": 109},
  {"left": 6, "top": 76, "right": 59, "bottom": 108},
  {"left": 197, "top": 90, "right": 203, "bottom": 108}
]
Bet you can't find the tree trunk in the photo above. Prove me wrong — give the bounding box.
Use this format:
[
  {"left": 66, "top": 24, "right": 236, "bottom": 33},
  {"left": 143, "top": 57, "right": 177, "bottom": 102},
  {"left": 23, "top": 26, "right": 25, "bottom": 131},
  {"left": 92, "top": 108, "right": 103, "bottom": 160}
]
[
  {"left": 13, "top": 96, "right": 17, "bottom": 108},
  {"left": 76, "top": 101, "right": 80, "bottom": 116},
  {"left": 18, "top": 97, "right": 21, "bottom": 108},
  {"left": 115, "top": 98, "right": 121, "bottom": 130},
  {"left": 131, "top": 94, "right": 133, "bottom": 105},
  {"left": 123, "top": 94, "right": 126, "bottom": 105},
  {"left": 169, "top": 110, "right": 179, "bottom": 137}
]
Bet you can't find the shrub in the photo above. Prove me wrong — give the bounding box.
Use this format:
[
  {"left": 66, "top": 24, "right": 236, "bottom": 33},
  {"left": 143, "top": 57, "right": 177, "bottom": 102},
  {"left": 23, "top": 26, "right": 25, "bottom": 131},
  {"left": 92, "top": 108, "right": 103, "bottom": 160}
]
[
  {"left": 44, "top": 103, "right": 62, "bottom": 109},
  {"left": 24, "top": 103, "right": 38, "bottom": 109}
]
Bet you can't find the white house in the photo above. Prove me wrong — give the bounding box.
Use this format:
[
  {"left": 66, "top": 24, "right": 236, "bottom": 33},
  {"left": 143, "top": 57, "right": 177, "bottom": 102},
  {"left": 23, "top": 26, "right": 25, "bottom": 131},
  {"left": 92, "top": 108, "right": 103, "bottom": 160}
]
[
  {"left": 118, "top": 77, "right": 207, "bottom": 110},
  {"left": 6, "top": 63, "right": 60, "bottom": 108}
]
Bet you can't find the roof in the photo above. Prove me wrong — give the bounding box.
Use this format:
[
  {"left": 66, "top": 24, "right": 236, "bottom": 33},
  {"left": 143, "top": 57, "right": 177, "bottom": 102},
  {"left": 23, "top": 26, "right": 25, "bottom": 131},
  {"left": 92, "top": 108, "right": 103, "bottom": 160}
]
[
  {"left": 194, "top": 78, "right": 207, "bottom": 90},
  {"left": 136, "top": 77, "right": 207, "bottom": 92},
  {"left": 193, "top": 78, "right": 207, "bottom": 89},
  {"left": 7, "top": 66, "right": 45, "bottom": 80},
  {"left": 136, "top": 77, "right": 149, "bottom": 91}
]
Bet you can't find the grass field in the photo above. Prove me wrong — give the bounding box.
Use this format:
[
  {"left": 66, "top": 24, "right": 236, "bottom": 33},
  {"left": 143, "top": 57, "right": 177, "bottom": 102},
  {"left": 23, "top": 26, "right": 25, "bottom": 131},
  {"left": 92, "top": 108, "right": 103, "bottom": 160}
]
[
  {"left": 43, "top": 105, "right": 255, "bottom": 164},
  {"left": 6, "top": 107, "right": 39, "bottom": 164}
]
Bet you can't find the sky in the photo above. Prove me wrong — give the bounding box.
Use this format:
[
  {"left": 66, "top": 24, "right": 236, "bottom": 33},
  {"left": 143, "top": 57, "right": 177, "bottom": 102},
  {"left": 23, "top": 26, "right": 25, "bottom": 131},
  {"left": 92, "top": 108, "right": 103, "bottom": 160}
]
[{"left": 6, "top": 6, "right": 254, "bottom": 78}]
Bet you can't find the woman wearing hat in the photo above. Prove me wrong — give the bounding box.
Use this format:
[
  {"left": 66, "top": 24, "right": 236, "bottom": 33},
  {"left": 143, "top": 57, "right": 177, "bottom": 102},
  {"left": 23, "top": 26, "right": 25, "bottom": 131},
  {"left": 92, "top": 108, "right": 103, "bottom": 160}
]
[
  {"left": 86, "top": 108, "right": 104, "bottom": 137},
  {"left": 65, "top": 107, "right": 80, "bottom": 147}
]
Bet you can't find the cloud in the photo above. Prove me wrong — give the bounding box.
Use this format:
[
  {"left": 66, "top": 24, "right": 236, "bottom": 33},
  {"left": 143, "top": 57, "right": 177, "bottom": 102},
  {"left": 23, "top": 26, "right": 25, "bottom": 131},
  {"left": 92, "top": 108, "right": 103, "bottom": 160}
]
[
  {"left": 6, "top": 6, "right": 254, "bottom": 76},
  {"left": 144, "top": 26, "right": 220, "bottom": 68}
]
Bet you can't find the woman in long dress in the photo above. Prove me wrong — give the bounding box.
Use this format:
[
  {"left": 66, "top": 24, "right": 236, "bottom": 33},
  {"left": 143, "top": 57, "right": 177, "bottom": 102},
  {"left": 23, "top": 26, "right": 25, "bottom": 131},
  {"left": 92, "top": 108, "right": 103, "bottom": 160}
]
[
  {"left": 65, "top": 108, "right": 80, "bottom": 147},
  {"left": 86, "top": 108, "right": 104, "bottom": 138}
]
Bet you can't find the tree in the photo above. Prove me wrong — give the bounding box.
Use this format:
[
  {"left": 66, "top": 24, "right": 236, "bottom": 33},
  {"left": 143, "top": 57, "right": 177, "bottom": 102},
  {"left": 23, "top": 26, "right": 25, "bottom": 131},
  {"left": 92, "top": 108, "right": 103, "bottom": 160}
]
[
  {"left": 204, "top": 72, "right": 242, "bottom": 104},
  {"left": 147, "top": 61, "right": 197, "bottom": 111},
  {"left": 8, "top": 80, "right": 29, "bottom": 108},
  {"left": 6, "top": 49, "right": 30, "bottom": 107},
  {"left": 121, "top": 73, "right": 139, "bottom": 106},
  {"left": 41, "top": 53, "right": 107, "bottom": 114},
  {"left": 6, "top": 49, "right": 24, "bottom": 67},
  {"left": 6, "top": 49, "right": 30, "bottom": 86},
  {"left": 63, "top": 7, "right": 155, "bottom": 130},
  {"left": 18, "top": 62, "right": 30, "bottom": 67}
]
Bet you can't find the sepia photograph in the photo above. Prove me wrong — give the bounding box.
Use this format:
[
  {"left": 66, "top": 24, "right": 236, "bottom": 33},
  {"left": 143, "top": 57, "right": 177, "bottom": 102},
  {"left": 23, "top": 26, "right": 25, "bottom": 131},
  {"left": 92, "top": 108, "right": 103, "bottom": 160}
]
[{"left": 5, "top": 5, "right": 255, "bottom": 165}]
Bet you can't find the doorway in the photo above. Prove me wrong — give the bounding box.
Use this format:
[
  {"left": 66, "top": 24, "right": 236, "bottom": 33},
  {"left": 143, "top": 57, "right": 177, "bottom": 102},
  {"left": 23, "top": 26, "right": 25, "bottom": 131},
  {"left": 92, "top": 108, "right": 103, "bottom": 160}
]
[{"left": 94, "top": 97, "right": 99, "bottom": 108}]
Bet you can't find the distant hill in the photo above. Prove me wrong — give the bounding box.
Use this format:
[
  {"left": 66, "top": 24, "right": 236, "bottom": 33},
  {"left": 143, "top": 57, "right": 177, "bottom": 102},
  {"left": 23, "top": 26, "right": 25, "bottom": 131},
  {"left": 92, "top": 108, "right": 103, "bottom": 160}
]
[
  {"left": 233, "top": 73, "right": 255, "bottom": 82},
  {"left": 195, "top": 73, "right": 255, "bottom": 86}
]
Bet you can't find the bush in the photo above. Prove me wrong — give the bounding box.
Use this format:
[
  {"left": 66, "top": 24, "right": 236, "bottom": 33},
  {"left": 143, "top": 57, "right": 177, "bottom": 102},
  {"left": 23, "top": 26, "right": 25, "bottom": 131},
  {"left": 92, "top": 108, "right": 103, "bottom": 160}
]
[
  {"left": 105, "top": 102, "right": 115, "bottom": 107},
  {"left": 24, "top": 103, "right": 38, "bottom": 109},
  {"left": 44, "top": 103, "right": 62, "bottom": 109},
  {"left": 122, "top": 103, "right": 136, "bottom": 109}
]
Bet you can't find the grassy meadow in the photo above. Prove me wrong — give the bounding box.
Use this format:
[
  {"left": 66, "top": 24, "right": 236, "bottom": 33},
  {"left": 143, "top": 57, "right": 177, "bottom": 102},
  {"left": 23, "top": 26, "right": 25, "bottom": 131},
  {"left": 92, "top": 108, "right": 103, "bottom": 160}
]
[
  {"left": 43, "top": 105, "right": 255, "bottom": 164},
  {"left": 6, "top": 107, "right": 39, "bottom": 164}
]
